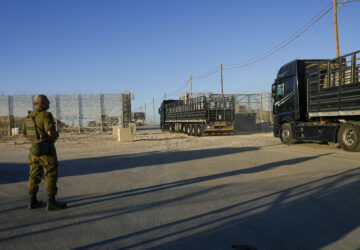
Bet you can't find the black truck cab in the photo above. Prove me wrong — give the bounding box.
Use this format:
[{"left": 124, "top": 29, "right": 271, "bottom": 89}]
[
  {"left": 272, "top": 60, "right": 299, "bottom": 137},
  {"left": 271, "top": 50, "right": 360, "bottom": 151},
  {"left": 272, "top": 59, "right": 326, "bottom": 138}
]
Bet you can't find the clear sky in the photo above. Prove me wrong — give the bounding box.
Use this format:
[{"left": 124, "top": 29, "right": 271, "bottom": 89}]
[{"left": 0, "top": 0, "right": 359, "bottom": 114}]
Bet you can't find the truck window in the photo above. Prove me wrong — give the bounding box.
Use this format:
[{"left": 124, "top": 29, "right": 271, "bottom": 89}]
[
  {"left": 284, "top": 77, "right": 295, "bottom": 95},
  {"left": 275, "top": 77, "right": 295, "bottom": 101},
  {"left": 276, "top": 83, "right": 284, "bottom": 100}
]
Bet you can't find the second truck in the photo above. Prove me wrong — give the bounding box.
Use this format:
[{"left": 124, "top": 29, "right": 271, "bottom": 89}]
[{"left": 159, "top": 94, "right": 235, "bottom": 136}]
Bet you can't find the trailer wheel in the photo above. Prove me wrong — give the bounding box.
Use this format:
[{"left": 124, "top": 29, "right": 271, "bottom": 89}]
[
  {"left": 182, "top": 124, "right": 187, "bottom": 133},
  {"left": 191, "top": 124, "right": 197, "bottom": 136},
  {"left": 280, "top": 123, "right": 295, "bottom": 144},
  {"left": 196, "top": 124, "right": 203, "bottom": 136},
  {"left": 186, "top": 125, "right": 191, "bottom": 135},
  {"left": 338, "top": 123, "right": 360, "bottom": 151}
]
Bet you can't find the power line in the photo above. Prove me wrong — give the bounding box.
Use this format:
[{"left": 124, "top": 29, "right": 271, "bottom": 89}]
[
  {"left": 166, "top": 79, "right": 191, "bottom": 98},
  {"left": 175, "top": 1, "right": 333, "bottom": 86},
  {"left": 339, "top": 0, "right": 360, "bottom": 4},
  {"left": 192, "top": 67, "right": 219, "bottom": 79},
  {"left": 192, "top": 69, "right": 220, "bottom": 80},
  {"left": 224, "top": 3, "right": 333, "bottom": 70},
  {"left": 166, "top": 0, "right": 358, "bottom": 100}
]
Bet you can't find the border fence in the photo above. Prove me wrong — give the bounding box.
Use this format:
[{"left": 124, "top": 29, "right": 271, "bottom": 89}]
[
  {"left": 233, "top": 93, "right": 273, "bottom": 123},
  {"left": 0, "top": 92, "right": 273, "bottom": 137},
  {"left": 0, "top": 93, "right": 132, "bottom": 137}
]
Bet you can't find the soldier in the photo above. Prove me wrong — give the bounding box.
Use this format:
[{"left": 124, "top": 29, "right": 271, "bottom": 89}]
[{"left": 21, "top": 94, "right": 67, "bottom": 211}]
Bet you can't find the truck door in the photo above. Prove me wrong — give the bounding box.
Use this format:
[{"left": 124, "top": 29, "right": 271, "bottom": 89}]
[{"left": 273, "top": 77, "right": 297, "bottom": 122}]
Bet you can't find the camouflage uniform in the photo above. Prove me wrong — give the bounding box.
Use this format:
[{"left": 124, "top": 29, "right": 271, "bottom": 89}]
[{"left": 22, "top": 107, "right": 58, "bottom": 196}]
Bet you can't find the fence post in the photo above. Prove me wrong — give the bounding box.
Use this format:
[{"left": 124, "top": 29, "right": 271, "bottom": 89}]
[
  {"left": 99, "top": 94, "right": 104, "bottom": 132},
  {"left": 31, "top": 95, "right": 35, "bottom": 110},
  {"left": 260, "top": 92, "right": 263, "bottom": 123},
  {"left": 55, "top": 95, "right": 60, "bottom": 132},
  {"left": 7, "top": 95, "right": 13, "bottom": 136},
  {"left": 78, "top": 94, "right": 82, "bottom": 133}
]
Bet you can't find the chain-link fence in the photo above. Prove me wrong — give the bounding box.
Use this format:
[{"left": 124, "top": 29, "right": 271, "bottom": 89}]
[
  {"left": 233, "top": 93, "right": 273, "bottom": 124},
  {"left": 0, "top": 92, "right": 273, "bottom": 137},
  {"left": 0, "top": 93, "right": 132, "bottom": 137}
]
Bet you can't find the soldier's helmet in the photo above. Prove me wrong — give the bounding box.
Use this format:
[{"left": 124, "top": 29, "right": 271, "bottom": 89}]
[{"left": 34, "top": 95, "right": 50, "bottom": 105}]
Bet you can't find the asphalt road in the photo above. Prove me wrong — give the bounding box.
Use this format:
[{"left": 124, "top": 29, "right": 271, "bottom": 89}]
[{"left": 0, "top": 132, "right": 360, "bottom": 250}]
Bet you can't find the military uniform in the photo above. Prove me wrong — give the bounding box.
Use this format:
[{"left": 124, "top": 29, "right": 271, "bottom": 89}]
[{"left": 22, "top": 107, "right": 58, "bottom": 196}]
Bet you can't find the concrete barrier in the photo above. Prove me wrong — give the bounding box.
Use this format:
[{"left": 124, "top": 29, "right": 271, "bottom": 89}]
[
  {"left": 117, "top": 127, "right": 133, "bottom": 142},
  {"left": 129, "top": 123, "right": 136, "bottom": 133},
  {"left": 11, "top": 128, "right": 20, "bottom": 136},
  {"left": 112, "top": 126, "right": 120, "bottom": 136}
]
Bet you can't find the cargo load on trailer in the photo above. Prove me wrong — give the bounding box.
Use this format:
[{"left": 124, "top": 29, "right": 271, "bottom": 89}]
[
  {"left": 272, "top": 50, "right": 360, "bottom": 151},
  {"left": 159, "top": 94, "right": 235, "bottom": 136}
]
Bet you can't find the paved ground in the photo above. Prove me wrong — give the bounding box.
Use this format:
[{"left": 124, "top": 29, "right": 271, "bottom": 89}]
[{"left": 0, "top": 129, "right": 360, "bottom": 249}]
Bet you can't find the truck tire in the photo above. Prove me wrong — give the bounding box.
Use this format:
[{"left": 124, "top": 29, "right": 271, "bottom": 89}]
[
  {"left": 182, "top": 124, "right": 187, "bottom": 134},
  {"left": 196, "top": 124, "right": 203, "bottom": 136},
  {"left": 191, "top": 124, "right": 196, "bottom": 136},
  {"left": 186, "top": 125, "right": 191, "bottom": 135},
  {"left": 161, "top": 124, "right": 166, "bottom": 132},
  {"left": 338, "top": 123, "right": 360, "bottom": 151},
  {"left": 280, "top": 123, "right": 295, "bottom": 144}
]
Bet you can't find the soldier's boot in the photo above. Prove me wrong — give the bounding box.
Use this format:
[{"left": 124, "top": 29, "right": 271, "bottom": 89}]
[
  {"left": 28, "top": 193, "right": 43, "bottom": 209},
  {"left": 46, "top": 195, "right": 67, "bottom": 211}
]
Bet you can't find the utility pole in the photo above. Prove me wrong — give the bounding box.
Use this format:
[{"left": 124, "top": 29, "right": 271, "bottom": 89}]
[
  {"left": 333, "top": 0, "right": 340, "bottom": 57},
  {"left": 220, "top": 63, "right": 223, "bottom": 98},
  {"left": 152, "top": 98, "right": 155, "bottom": 124},
  {"left": 190, "top": 74, "right": 192, "bottom": 99}
]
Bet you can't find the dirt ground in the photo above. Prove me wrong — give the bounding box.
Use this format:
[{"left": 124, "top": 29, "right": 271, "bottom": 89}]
[{"left": 0, "top": 128, "right": 281, "bottom": 154}]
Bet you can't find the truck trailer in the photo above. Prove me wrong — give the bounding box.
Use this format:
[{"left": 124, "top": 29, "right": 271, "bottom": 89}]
[
  {"left": 159, "top": 95, "right": 235, "bottom": 136},
  {"left": 272, "top": 50, "right": 360, "bottom": 151}
]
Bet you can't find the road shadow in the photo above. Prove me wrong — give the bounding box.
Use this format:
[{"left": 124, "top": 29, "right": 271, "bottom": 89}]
[
  {"left": 0, "top": 146, "right": 259, "bottom": 185},
  {"left": 0, "top": 154, "right": 344, "bottom": 249},
  {"left": 71, "top": 167, "right": 360, "bottom": 250}
]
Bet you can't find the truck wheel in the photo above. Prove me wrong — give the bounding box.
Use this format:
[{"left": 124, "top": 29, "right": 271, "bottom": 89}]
[
  {"left": 338, "top": 123, "right": 360, "bottom": 151},
  {"left": 182, "top": 124, "right": 187, "bottom": 134},
  {"left": 161, "top": 125, "right": 166, "bottom": 132},
  {"left": 191, "top": 124, "right": 196, "bottom": 136},
  {"left": 186, "top": 125, "right": 191, "bottom": 135},
  {"left": 196, "top": 124, "right": 203, "bottom": 136},
  {"left": 280, "top": 123, "right": 295, "bottom": 144}
]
